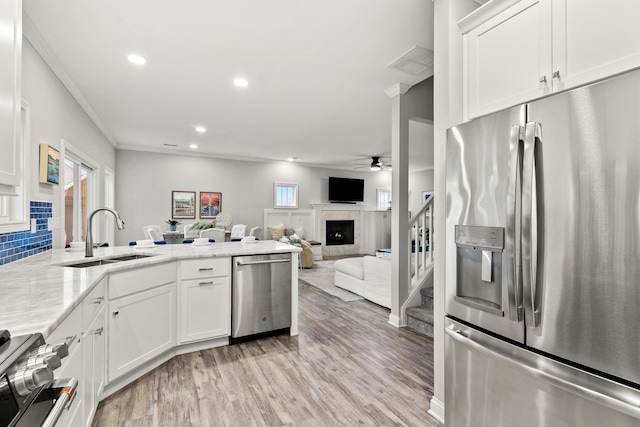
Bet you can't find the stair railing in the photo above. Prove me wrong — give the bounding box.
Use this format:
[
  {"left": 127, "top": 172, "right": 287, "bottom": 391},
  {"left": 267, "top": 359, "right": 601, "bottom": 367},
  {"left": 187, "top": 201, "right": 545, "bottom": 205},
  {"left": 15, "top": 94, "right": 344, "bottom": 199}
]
[{"left": 408, "top": 196, "right": 434, "bottom": 292}]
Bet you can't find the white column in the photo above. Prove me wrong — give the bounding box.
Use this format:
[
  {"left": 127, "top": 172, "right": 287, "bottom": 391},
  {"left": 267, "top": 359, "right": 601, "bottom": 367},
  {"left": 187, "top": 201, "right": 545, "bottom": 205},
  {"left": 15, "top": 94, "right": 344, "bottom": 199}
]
[{"left": 385, "top": 83, "right": 411, "bottom": 326}]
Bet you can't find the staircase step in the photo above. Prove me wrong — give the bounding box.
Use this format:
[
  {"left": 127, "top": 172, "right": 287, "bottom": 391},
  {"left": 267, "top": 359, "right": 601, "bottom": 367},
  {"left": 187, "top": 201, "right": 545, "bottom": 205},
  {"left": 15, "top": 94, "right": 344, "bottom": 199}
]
[
  {"left": 420, "top": 287, "right": 433, "bottom": 298},
  {"left": 420, "top": 286, "right": 433, "bottom": 306},
  {"left": 406, "top": 305, "right": 434, "bottom": 338}
]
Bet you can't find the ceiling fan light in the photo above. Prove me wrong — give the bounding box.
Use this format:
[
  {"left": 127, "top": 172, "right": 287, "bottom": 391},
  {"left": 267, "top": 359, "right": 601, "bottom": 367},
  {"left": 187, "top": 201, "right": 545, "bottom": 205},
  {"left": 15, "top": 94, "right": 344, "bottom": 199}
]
[{"left": 370, "top": 164, "right": 381, "bottom": 171}]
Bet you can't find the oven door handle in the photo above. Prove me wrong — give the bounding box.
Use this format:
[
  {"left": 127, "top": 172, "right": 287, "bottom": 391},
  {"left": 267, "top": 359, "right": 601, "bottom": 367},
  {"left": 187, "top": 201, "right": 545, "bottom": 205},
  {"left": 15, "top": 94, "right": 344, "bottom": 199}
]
[{"left": 41, "top": 378, "right": 78, "bottom": 427}]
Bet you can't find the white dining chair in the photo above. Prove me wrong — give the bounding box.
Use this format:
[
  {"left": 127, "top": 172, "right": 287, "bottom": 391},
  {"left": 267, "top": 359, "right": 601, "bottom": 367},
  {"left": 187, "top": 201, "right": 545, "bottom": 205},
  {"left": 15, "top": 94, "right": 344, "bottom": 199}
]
[
  {"left": 230, "top": 224, "right": 247, "bottom": 240},
  {"left": 142, "top": 225, "right": 162, "bottom": 241},
  {"left": 248, "top": 226, "right": 262, "bottom": 238},
  {"left": 199, "top": 228, "right": 226, "bottom": 242}
]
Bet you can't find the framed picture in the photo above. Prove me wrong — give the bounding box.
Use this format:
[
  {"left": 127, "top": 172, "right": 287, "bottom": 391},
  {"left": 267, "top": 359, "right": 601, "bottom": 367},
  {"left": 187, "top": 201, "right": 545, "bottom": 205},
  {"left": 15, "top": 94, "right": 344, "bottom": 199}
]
[
  {"left": 200, "top": 192, "right": 222, "bottom": 218},
  {"left": 171, "top": 191, "right": 196, "bottom": 219},
  {"left": 38, "top": 144, "right": 60, "bottom": 185},
  {"left": 422, "top": 191, "right": 433, "bottom": 203}
]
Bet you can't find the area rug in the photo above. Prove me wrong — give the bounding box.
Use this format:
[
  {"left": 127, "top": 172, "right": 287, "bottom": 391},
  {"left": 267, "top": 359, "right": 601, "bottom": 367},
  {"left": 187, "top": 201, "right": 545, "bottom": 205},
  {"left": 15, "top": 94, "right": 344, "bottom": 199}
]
[{"left": 298, "top": 260, "right": 364, "bottom": 302}]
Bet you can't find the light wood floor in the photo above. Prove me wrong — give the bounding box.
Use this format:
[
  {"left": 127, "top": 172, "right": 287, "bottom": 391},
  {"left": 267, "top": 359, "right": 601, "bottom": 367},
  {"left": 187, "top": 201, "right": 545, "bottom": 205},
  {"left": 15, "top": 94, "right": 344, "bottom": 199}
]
[{"left": 92, "top": 280, "right": 440, "bottom": 427}]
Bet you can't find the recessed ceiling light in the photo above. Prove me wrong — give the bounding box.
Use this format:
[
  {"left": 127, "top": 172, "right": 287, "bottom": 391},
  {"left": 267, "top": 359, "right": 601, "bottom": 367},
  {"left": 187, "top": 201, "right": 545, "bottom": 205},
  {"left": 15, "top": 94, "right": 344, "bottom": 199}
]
[
  {"left": 127, "top": 54, "right": 146, "bottom": 65},
  {"left": 234, "top": 78, "right": 248, "bottom": 87},
  {"left": 287, "top": 157, "right": 303, "bottom": 162},
  {"left": 195, "top": 126, "right": 206, "bottom": 134},
  {"left": 189, "top": 143, "right": 198, "bottom": 149}
]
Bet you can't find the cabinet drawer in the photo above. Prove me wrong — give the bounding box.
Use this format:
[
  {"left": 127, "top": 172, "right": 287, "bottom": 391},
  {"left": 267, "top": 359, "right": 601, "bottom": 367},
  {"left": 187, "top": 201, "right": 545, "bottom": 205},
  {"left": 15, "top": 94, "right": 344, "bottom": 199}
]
[
  {"left": 82, "top": 279, "right": 106, "bottom": 330},
  {"left": 181, "top": 257, "right": 229, "bottom": 279},
  {"left": 109, "top": 262, "right": 177, "bottom": 299}
]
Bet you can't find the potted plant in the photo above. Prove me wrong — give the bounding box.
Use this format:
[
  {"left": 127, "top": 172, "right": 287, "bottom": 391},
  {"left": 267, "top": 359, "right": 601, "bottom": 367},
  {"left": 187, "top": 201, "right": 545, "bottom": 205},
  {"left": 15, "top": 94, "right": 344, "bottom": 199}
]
[{"left": 165, "top": 219, "right": 182, "bottom": 232}]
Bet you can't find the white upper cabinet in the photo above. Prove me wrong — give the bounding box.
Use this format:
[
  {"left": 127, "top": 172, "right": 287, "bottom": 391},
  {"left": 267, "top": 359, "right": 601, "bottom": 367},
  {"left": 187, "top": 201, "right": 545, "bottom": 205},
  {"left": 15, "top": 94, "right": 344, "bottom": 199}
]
[
  {"left": 461, "top": 0, "right": 640, "bottom": 120},
  {"left": 0, "top": 0, "right": 22, "bottom": 187},
  {"left": 552, "top": 0, "right": 640, "bottom": 93}
]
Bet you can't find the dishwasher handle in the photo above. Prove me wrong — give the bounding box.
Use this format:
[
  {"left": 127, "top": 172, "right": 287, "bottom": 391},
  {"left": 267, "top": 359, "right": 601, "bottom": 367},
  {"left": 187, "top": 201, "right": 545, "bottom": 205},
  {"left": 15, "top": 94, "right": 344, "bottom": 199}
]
[{"left": 235, "top": 258, "right": 291, "bottom": 266}]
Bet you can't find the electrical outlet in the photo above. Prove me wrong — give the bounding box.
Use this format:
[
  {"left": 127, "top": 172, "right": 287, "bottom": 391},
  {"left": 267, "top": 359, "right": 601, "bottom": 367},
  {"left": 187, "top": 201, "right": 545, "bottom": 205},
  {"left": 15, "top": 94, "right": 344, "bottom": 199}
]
[{"left": 31, "top": 219, "right": 37, "bottom": 234}]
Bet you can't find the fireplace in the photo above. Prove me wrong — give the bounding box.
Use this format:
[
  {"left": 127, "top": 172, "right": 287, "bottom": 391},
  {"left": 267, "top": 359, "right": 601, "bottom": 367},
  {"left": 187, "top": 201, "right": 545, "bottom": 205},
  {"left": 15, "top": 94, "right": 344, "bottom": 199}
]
[{"left": 326, "top": 220, "right": 355, "bottom": 246}]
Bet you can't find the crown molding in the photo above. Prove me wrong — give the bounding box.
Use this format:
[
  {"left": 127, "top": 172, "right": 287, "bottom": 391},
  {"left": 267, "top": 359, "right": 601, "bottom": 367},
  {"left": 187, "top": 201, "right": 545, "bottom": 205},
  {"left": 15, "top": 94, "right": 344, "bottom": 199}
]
[
  {"left": 22, "top": 13, "right": 118, "bottom": 147},
  {"left": 384, "top": 83, "right": 412, "bottom": 98}
]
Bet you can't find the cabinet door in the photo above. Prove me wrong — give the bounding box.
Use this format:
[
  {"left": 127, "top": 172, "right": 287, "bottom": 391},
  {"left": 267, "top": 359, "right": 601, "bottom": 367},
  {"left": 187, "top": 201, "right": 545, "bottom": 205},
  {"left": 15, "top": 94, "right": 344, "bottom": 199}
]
[
  {"left": 552, "top": 0, "right": 640, "bottom": 92},
  {"left": 83, "top": 308, "right": 104, "bottom": 427},
  {"left": 54, "top": 332, "right": 83, "bottom": 427},
  {"left": 107, "top": 283, "right": 176, "bottom": 382},
  {"left": 0, "top": 0, "right": 21, "bottom": 187},
  {"left": 465, "top": 0, "right": 552, "bottom": 119},
  {"left": 179, "top": 276, "right": 230, "bottom": 343}
]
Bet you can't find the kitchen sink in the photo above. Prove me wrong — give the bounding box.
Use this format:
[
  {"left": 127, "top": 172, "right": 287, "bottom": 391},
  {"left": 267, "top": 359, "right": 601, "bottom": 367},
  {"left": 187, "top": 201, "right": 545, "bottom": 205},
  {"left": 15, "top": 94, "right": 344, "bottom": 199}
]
[{"left": 61, "top": 254, "right": 155, "bottom": 268}]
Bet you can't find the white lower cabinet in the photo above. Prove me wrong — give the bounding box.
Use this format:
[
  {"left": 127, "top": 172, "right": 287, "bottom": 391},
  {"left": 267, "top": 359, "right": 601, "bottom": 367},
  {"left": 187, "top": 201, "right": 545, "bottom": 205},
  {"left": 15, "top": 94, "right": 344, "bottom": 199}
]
[
  {"left": 107, "top": 282, "right": 176, "bottom": 382},
  {"left": 179, "top": 257, "right": 230, "bottom": 343},
  {"left": 179, "top": 277, "right": 230, "bottom": 343},
  {"left": 82, "top": 307, "right": 104, "bottom": 427}
]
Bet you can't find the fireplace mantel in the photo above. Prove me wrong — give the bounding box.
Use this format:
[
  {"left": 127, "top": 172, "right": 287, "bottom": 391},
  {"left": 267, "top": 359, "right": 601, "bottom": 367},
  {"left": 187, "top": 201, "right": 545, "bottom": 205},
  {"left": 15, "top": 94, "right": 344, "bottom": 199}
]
[{"left": 311, "top": 203, "right": 368, "bottom": 256}]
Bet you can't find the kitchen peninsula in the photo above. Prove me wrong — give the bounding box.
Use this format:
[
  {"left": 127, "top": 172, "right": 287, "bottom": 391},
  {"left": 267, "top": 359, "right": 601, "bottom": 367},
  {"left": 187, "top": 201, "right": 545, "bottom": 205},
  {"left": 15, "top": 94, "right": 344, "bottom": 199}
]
[{"left": 0, "top": 240, "right": 301, "bottom": 426}]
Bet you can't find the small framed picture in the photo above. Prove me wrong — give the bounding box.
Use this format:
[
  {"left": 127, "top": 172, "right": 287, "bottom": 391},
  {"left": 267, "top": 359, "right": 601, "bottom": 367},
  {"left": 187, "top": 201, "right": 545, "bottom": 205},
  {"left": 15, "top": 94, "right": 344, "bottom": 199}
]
[
  {"left": 171, "top": 191, "right": 196, "bottom": 219},
  {"left": 38, "top": 144, "right": 60, "bottom": 185},
  {"left": 422, "top": 191, "right": 433, "bottom": 203},
  {"left": 200, "top": 192, "right": 222, "bottom": 218}
]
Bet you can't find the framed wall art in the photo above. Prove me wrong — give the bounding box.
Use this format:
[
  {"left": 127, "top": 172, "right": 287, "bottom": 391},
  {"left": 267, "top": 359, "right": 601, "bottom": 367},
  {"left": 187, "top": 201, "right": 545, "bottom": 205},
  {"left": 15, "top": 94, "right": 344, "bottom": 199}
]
[
  {"left": 38, "top": 144, "right": 60, "bottom": 185},
  {"left": 200, "top": 192, "right": 222, "bottom": 218},
  {"left": 171, "top": 191, "right": 196, "bottom": 219}
]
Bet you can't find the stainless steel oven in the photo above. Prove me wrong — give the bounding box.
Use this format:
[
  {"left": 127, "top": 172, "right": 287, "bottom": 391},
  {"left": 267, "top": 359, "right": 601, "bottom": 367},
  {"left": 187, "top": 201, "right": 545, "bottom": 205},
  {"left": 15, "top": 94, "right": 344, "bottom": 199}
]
[{"left": 0, "top": 330, "right": 77, "bottom": 427}]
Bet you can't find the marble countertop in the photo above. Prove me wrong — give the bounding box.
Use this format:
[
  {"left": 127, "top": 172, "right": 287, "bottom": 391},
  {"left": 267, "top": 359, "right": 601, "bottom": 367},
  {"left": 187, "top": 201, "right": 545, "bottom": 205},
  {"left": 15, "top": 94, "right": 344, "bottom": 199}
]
[{"left": 0, "top": 241, "right": 301, "bottom": 338}]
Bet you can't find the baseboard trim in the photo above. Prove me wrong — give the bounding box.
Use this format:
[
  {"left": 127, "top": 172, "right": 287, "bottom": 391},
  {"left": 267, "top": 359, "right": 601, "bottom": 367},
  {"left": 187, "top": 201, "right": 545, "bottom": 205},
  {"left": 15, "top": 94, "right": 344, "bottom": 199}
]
[
  {"left": 388, "top": 313, "right": 401, "bottom": 328},
  {"left": 429, "top": 396, "right": 445, "bottom": 424}
]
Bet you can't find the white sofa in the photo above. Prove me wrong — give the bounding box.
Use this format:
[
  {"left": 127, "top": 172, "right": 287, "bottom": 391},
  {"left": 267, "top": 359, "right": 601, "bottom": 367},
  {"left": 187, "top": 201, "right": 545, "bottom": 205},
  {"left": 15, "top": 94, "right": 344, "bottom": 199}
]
[{"left": 334, "top": 256, "right": 391, "bottom": 308}]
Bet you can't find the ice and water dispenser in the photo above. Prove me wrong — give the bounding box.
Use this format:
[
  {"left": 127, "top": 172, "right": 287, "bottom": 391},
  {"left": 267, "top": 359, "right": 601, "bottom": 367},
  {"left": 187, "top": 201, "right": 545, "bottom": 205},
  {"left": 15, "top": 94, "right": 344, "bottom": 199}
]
[{"left": 454, "top": 225, "right": 505, "bottom": 316}]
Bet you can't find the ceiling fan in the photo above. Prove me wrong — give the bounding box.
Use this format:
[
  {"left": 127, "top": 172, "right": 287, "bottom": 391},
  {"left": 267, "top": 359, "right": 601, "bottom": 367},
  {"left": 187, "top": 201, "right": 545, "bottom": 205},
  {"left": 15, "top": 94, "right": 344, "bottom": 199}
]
[{"left": 355, "top": 156, "right": 391, "bottom": 171}]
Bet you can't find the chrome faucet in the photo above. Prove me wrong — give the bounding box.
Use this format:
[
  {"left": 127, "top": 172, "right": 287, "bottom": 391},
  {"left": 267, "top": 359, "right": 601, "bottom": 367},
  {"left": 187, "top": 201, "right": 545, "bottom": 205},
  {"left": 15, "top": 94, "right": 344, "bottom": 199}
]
[{"left": 86, "top": 208, "right": 125, "bottom": 257}]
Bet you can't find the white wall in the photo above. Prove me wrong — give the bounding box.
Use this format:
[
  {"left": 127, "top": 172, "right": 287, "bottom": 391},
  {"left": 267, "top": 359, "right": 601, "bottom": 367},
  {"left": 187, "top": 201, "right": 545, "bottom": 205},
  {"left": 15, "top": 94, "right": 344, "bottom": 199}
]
[
  {"left": 114, "top": 149, "right": 394, "bottom": 245},
  {"left": 22, "top": 39, "right": 116, "bottom": 248},
  {"left": 408, "top": 169, "right": 434, "bottom": 216},
  {"left": 432, "top": 0, "right": 480, "bottom": 421}
]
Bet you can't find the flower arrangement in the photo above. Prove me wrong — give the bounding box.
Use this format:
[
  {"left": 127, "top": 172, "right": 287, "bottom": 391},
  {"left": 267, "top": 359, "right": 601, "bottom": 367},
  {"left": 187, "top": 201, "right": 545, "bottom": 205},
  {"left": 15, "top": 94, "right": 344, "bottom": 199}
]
[{"left": 189, "top": 220, "right": 218, "bottom": 231}]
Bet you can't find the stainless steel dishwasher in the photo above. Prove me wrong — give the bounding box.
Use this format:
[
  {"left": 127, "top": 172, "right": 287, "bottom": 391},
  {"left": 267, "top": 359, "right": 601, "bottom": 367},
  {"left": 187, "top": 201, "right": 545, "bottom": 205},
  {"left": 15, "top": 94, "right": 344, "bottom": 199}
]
[{"left": 231, "top": 253, "right": 292, "bottom": 342}]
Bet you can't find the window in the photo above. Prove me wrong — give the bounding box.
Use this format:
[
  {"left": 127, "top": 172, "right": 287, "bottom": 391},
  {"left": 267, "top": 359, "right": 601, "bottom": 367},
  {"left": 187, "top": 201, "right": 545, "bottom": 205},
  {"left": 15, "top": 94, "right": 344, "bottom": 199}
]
[
  {"left": 63, "top": 142, "right": 97, "bottom": 245},
  {"left": 376, "top": 189, "right": 391, "bottom": 210},
  {"left": 0, "top": 101, "right": 29, "bottom": 232},
  {"left": 274, "top": 182, "right": 298, "bottom": 208}
]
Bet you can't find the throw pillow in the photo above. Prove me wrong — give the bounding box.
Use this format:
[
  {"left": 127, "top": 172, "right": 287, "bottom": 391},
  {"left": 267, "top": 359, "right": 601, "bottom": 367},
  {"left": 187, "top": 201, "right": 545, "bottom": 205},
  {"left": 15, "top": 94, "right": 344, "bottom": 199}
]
[
  {"left": 268, "top": 223, "right": 285, "bottom": 240},
  {"left": 294, "top": 227, "right": 307, "bottom": 240}
]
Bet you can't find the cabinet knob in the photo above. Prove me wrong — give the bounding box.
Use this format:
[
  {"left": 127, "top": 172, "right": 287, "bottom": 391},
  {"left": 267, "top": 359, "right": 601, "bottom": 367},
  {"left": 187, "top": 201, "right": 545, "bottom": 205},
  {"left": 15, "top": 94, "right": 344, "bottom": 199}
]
[
  {"left": 92, "top": 296, "right": 104, "bottom": 304},
  {"left": 539, "top": 75, "right": 547, "bottom": 84},
  {"left": 93, "top": 327, "right": 104, "bottom": 336},
  {"left": 113, "top": 311, "right": 119, "bottom": 316},
  {"left": 552, "top": 70, "right": 561, "bottom": 79}
]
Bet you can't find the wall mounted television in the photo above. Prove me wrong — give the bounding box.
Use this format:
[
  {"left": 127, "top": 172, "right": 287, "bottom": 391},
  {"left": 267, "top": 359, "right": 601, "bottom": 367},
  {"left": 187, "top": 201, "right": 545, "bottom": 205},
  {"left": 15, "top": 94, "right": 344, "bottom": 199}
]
[{"left": 328, "top": 177, "right": 364, "bottom": 203}]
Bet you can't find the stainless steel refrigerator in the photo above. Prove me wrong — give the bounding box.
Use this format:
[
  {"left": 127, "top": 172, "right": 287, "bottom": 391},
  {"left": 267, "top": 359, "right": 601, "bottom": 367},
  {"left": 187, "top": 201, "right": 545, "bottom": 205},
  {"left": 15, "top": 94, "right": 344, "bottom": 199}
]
[{"left": 445, "top": 69, "right": 640, "bottom": 426}]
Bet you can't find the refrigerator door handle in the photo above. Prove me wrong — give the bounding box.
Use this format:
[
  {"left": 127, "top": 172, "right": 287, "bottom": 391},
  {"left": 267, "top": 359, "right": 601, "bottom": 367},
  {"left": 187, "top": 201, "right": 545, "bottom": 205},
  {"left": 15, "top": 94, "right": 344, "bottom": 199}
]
[
  {"left": 505, "top": 124, "right": 524, "bottom": 322},
  {"left": 444, "top": 323, "right": 640, "bottom": 420},
  {"left": 522, "top": 121, "right": 541, "bottom": 327}
]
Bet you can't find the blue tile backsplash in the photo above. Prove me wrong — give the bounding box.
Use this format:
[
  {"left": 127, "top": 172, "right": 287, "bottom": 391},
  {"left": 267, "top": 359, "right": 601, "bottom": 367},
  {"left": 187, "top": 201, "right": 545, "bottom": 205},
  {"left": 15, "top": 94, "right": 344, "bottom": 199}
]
[{"left": 0, "top": 201, "right": 53, "bottom": 266}]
